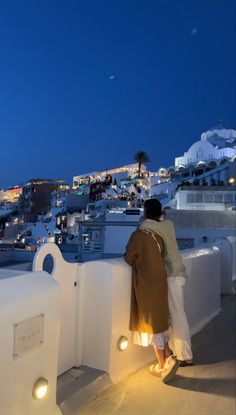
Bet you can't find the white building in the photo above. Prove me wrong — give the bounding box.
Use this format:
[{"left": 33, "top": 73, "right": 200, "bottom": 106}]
[
  {"left": 175, "top": 126, "right": 236, "bottom": 168},
  {"left": 175, "top": 187, "right": 236, "bottom": 210},
  {"left": 73, "top": 163, "right": 147, "bottom": 187}
]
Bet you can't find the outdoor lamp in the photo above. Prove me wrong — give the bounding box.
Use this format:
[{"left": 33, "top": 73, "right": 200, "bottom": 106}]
[
  {"left": 117, "top": 336, "right": 128, "bottom": 351},
  {"left": 228, "top": 177, "right": 235, "bottom": 184},
  {"left": 32, "top": 377, "right": 48, "bottom": 400}
]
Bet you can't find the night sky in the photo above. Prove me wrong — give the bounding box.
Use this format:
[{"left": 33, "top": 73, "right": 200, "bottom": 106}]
[{"left": 0, "top": 0, "right": 235, "bottom": 188}]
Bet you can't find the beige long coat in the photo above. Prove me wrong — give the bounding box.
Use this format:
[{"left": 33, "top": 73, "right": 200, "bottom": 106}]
[{"left": 125, "top": 230, "right": 169, "bottom": 334}]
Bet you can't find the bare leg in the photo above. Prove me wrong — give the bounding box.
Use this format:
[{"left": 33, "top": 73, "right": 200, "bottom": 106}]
[
  {"left": 150, "top": 342, "right": 178, "bottom": 378},
  {"left": 151, "top": 342, "right": 179, "bottom": 382},
  {"left": 153, "top": 345, "right": 165, "bottom": 368}
]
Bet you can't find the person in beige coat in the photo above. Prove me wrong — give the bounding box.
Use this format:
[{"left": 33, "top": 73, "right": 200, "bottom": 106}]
[{"left": 125, "top": 219, "right": 179, "bottom": 383}]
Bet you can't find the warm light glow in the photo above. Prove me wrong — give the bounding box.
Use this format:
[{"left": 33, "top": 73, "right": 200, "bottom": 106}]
[
  {"left": 228, "top": 177, "right": 235, "bottom": 184},
  {"left": 32, "top": 378, "right": 48, "bottom": 400},
  {"left": 118, "top": 336, "right": 128, "bottom": 351}
]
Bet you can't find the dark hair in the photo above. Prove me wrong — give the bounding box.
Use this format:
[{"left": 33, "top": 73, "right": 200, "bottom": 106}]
[{"left": 144, "top": 198, "right": 163, "bottom": 220}]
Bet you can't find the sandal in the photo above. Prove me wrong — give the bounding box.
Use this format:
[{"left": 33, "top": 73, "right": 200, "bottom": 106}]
[
  {"left": 149, "top": 363, "right": 164, "bottom": 377},
  {"left": 162, "top": 356, "right": 179, "bottom": 384},
  {"left": 178, "top": 360, "right": 194, "bottom": 367}
]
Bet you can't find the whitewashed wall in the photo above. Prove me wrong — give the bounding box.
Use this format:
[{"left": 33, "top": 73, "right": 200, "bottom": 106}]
[
  {"left": 182, "top": 247, "right": 221, "bottom": 334},
  {"left": 104, "top": 225, "right": 136, "bottom": 254},
  {"left": 78, "top": 259, "right": 154, "bottom": 382},
  {"left": 214, "top": 236, "right": 236, "bottom": 294},
  {"left": 30, "top": 243, "right": 223, "bottom": 383},
  {"left": 176, "top": 228, "right": 236, "bottom": 249},
  {"left": 2, "top": 240, "right": 232, "bottom": 414},
  {"left": 103, "top": 223, "right": 235, "bottom": 255},
  {"left": 79, "top": 247, "right": 221, "bottom": 382},
  {"left": 0, "top": 270, "right": 61, "bottom": 415},
  {"left": 33, "top": 244, "right": 78, "bottom": 375}
]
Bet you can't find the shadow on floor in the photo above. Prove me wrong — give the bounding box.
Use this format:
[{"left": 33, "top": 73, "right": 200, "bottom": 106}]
[
  {"left": 171, "top": 374, "right": 236, "bottom": 398},
  {"left": 190, "top": 295, "right": 236, "bottom": 366}
]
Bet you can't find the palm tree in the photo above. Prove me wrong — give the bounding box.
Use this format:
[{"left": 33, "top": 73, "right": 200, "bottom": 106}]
[{"left": 134, "top": 151, "right": 150, "bottom": 177}]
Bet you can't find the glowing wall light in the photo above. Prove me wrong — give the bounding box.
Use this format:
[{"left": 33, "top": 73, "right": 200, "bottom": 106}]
[
  {"left": 117, "top": 336, "right": 128, "bottom": 351},
  {"left": 32, "top": 377, "right": 48, "bottom": 400}
]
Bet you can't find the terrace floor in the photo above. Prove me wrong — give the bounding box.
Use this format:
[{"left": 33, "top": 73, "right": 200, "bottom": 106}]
[{"left": 59, "top": 294, "right": 236, "bottom": 415}]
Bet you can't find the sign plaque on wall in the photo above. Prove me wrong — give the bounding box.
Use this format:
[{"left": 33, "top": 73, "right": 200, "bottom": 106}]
[{"left": 13, "top": 314, "right": 45, "bottom": 360}]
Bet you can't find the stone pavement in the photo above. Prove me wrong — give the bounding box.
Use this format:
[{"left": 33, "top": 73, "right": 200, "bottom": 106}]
[{"left": 75, "top": 295, "right": 236, "bottom": 415}]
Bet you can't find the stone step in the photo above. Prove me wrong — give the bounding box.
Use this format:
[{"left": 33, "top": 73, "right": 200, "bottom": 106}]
[{"left": 57, "top": 366, "right": 111, "bottom": 415}]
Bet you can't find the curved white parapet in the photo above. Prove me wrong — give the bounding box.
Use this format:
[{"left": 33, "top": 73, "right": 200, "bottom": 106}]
[
  {"left": 214, "top": 236, "right": 236, "bottom": 294},
  {"left": 78, "top": 246, "right": 221, "bottom": 382},
  {"left": 0, "top": 237, "right": 228, "bottom": 409},
  {"left": 31, "top": 243, "right": 222, "bottom": 384},
  {"left": 33, "top": 243, "right": 78, "bottom": 375},
  {"left": 78, "top": 258, "right": 154, "bottom": 383},
  {"left": 0, "top": 270, "right": 62, "bottom": 415},
  {"left": 33, "top": 242, "right": 65, "bottom": 276},
  {"left": 181, "top": 246, "right": 221, "bottom": 335}
]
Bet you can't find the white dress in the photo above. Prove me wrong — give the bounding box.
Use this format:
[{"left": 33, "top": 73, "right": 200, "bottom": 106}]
[{"left": 133, "top": 330, "right": 170, "bottom": 349}]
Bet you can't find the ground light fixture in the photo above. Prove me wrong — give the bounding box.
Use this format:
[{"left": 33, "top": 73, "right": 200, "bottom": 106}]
[
  {"left": 117, "top": 336, "right": 129, "bottom": 351},
  {"left": 32, "top": 377, "right": 48, "bottom": 400}
]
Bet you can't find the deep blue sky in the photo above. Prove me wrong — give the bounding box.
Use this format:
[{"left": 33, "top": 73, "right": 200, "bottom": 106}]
[{"left": 0, "top": 0, "right": 235, "bottom": 188}]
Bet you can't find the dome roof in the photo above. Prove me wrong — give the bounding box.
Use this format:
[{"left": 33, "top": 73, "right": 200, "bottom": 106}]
[{"left": 188, "top": 140, "right": 215, "bottom": 153}]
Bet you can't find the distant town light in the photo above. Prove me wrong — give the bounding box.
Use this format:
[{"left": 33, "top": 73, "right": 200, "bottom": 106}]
[{"left": 117, "top": 336, "right": 128, "bottom": 351}]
